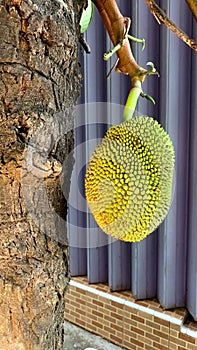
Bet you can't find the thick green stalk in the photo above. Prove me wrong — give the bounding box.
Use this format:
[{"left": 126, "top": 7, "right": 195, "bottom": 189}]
[{"left": 124, "top": 80, "right": 142, "bottom": 121}]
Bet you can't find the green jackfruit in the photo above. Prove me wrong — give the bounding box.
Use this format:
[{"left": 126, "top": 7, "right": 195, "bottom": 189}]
[{"left": 85, "top": 116, "right": 175, "bottom": 242}]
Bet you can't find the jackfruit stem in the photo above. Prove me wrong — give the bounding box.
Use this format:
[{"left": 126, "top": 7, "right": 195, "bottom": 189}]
[
  {"left": 104, "top": 35, "right": 145, "bottom": 61},
  {"left": 124, "top": 80, "right": 142, "bottom": 121},
  {"left": 127, "top": 35, "right": 146, "bottom": 51},
  {"left": 104, "top": 43, "right": 122, "bottom": 61}
]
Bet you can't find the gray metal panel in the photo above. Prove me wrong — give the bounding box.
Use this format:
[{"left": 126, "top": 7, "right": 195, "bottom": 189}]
[
  {"left": 187, "top": 20, "right": 197, "bottom": 320},
  {"left": 85, "top": 12, "right": 109, "bottom": 284},
  {"left": 69, "top": 246, "right": 87, "bottom": 276},
  {"left": 108, "top": 239, "right": 131, "bottom": 291},
  {"left": 68, "top": 104, "right": 88, "bottom": 276},
  {"left": 130, "top": 1, "right": 159, "bottom": 299},
  {"left": 68, "top": 0, "right": 197, "bottom": 317},
  {"left": 132, "top": 233, "right": 157, "bottom": 299},
  {"left": 87, "top": 232, "right": 108, "bottom": 283},
  {"left": 105, "top": 2, "right": 132, "bottom": 292},
  {"left": 157, "top": 0, "right": 191, "bottom": 308},
  {"left": 85, "top": 106, "right": 109, "bottom": 283}
]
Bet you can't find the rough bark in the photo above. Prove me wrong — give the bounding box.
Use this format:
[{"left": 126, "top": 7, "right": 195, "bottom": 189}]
[{"left": 0, "top": 0, "right": 82, "bottom": 349}]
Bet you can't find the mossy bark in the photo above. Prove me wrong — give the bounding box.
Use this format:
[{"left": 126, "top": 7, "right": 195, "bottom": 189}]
[{"left": 0, "top": 0, "right": 82, "bottom": 348}]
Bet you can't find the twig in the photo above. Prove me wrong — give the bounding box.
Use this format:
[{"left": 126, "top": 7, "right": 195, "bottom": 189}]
[
  {"left": 144, "top": 0, "right": 197, "bottom": 51},
  {"left": 92, "top": 0, "right": 147, "bottom": 83},
  {"left": 185, "top": 0, "right": 197, "bottom": 21}
]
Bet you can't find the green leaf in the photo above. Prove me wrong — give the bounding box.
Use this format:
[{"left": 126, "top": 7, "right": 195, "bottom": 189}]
[
  {"left": 80, "top": 0, "right": 94, "bottom": 34},
  {"left": 140, "top": 92, "right": 156, "bottom": 105}
]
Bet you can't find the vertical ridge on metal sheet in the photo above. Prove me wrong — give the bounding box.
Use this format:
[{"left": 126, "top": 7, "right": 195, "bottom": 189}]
[
  {"left": 68, "top": 53, "right": 87, "bottom": 277},
  {"left": 130, "top": 0, "right": 159, "bottom": 299},
  {"left": 157, "top": 0, "right": 191, "bottom": 308},
  {"left": 108, "top": 239, "right": 131, "bottom": 291},
  {"left": 106, "top": 1, "right": 133, "bottom": 292},
  {"left": 132, "top": 234, "right": 158, "bottom": 299},
  {"left": 187, "top": 20, "right": 197, "bottom": 321},
  {"left": 84, "top": 12, "right": 108, "bottom": 284}
]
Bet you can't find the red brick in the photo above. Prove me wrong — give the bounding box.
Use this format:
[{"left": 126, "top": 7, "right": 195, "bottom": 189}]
[
  {"left": 110, "top": 311, "right": 123, "bottom": 320},
  {"left": 153, "top": 328, "right": 169, "bottom": 340},
  {"left": 140, "top": 323, "right": 153, "bottom": 334},
  {"left": 105, "top": 314, "right": 114, "bottom": 322},
  {"left": 123, "top": 340, "right": 136, "bottom": 350},
  {"left": 85, "top": 324, "right": 97, "bottom": 333},
  {"left": 130, "top": 337, "right": 145, "bottom": 348},
  {"left": 130, "top": 325, "right": 144, "bottom": 336},
  {"left": 110, "top": 323, "right": 123, "bottom": 333},
  {"left": 75, "top": 287, "right": 86, "bottom": 294},
  {"left": 125, "top": 330, "right": 137, "bottom": 339},
  {"left": 154, "top": 316, "right": 169, "bottom": 327},
  {"left": 170, "top": 323, "right": 180, "bottom": 331},
  {"left": 179, "top": 332, "right": 195, "bottom": 344},
  {"left": 93, "top": 299, "right": 104, "bottom": 307},
  {"left": 146, "top": 320, "right": 160, "bottom": 330},
  {"left": 111, "top": 300, "right": 124, "bottom": 309},
  {"left": 153, "top": 342, "right": 169, "bottom": 350},
  {"left": 75, "top": 319, "right": 86, "bottom": 328},
  {"left": 91, "top": 320, "right": 103, "bottom": 329},
  {"left": 170, "top": 336, "right": 187, "bottom": 347},
  {"left": 136, "top": 300, "right": 150, "bottom": 308},
  {"left": 104, "top": 303, "right": 117, "bottom": 312},
  {"left": 168, "top": 343, "right": 178, "bottom": 350},
  {"left": 145, "top": 345, "right": 154, "bottom": 350},
  {"left": 148, "top": 332, "right": 161, "bottom": 343},
  {"left": 109, "top": 333, "right": 123, "bottom": 345},
  {"left": 124, "top": 317, "right": 138, "bottom": 327},
  {"left": 187, "top": 344, "right": 197, "bottom": 350},
  {"left": 132, "top": 314, "right": 145, "bottom": 324},
  {"left": 137, "top": 335, "right": 152, "bottom": 346},
  {"left": 86, "top": 301, "right": 96, "bottom": 309},
  {"left": 138, "top": 311, "right": 153, "bottom": 320},
  {"left": 92, "top": 309, "right": 104, "bottom": 318},
  {"left": 124, "top": 306, "right": 139, "bottom": 316}
]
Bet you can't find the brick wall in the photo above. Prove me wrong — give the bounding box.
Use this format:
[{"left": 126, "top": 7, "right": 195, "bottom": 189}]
[{"left": 65, "top": 277, "right": 197, "bottom": 350}]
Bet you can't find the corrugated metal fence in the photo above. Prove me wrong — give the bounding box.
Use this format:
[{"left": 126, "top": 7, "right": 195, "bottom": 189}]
[{"left": 68, "top": 0, "right": 197, "bottom": 320}]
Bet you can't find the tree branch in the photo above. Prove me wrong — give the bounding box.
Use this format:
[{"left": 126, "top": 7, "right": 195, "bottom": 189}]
[
  {"left": 92, "top": 0, "right": 147, "bottom": 84},
  {"left": 186, "top": 0, "right": 197, "bottom": 21},
  {"left": 145, "top": 0, "right": 197, "bottom": 51}
]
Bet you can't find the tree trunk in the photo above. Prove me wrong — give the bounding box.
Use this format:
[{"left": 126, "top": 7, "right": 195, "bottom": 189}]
[{"left": 0, "top": 0, "right": 82, "bottom": 349}]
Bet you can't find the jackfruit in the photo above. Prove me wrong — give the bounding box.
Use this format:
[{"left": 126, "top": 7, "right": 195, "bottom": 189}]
[{"left": 85, "top": 116, "right": 175, "bottom": 242}]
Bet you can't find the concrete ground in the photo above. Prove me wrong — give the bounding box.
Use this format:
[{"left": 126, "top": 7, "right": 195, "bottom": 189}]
[{"left": 64, "top": 321, "right": 125, "bottom": 350}]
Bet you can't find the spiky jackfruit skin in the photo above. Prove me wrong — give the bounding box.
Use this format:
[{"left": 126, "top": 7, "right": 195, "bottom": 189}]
[{"left": 85, "top": 116, "right": 175, "bottom": 242}]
